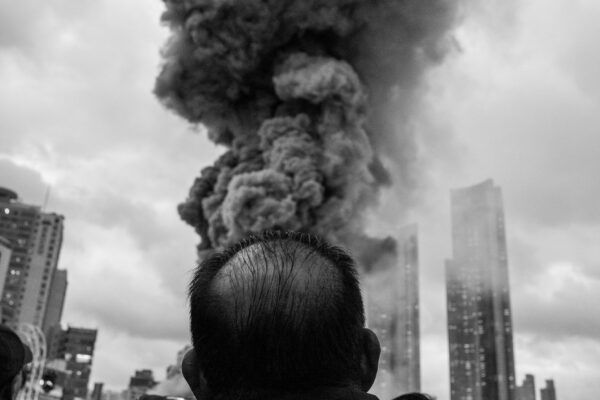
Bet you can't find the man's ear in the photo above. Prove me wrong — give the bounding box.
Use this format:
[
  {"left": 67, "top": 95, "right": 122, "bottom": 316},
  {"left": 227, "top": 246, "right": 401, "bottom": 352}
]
[
  {"left": 181, "top": 348, "right": 209, "bottom": 400},
  {"left": 359, "top": 328, "right": 381, "bottom": 392}
]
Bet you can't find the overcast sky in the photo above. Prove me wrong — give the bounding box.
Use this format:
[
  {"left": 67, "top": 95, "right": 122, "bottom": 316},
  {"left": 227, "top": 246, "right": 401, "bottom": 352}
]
[{"left": 1, "top": 1, "right": 599, "bottom": 399}]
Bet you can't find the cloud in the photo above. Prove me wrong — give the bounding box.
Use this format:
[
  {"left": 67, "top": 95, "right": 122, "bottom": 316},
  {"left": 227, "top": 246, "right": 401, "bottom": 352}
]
[
  {"left": 148, "top": 374, "right": 192, "bottom": 397},
  {"left": 426, "top": 36, "right": 600, "bottom": 229},
  {"left": 513, "top": 262, "right": 600, "bottom": 340},
  {"left": 90, "top": 330, "right": 185, "bottom": 390},
  {"left": 0, "top": 1, "right": 95, "bottom": 54},
  {"left": 0, "top": 158, "right": 48, "bottom": 202},
  {"left": 59, "top": 221, "right": 189, "bottom": 339}
]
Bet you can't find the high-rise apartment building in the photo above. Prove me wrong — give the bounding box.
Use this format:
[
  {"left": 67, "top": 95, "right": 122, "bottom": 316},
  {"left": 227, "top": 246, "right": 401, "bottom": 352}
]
[
  {"left": 0, "top": 187, "right": 41, "bottom": 324},
  {"left": 540, "top": 380, "right": 556, "bottom": 400},
  {"left": 22, "top": 212, "right": 64, "bottom": 326},
  {"left": 0, "top": 187, "right": 65, "bottom": 327},
  {"left": 446, "top": 180, "right": 516, "bottom": 400},
  {"left": 516, "top": 374, "right": 536, "bottom": 400},
  {"left": 365, "top": 225, "right": 421, "bottom": 398}
]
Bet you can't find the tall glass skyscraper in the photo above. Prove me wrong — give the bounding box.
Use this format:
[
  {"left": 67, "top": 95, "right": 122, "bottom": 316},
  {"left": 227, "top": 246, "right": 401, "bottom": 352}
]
[
  {"left": 394, "top": 224, "right": 421, "bottom": 394},
  {"left": 446, "top": 180, "right": 516, "bottom": 400},
  {"left": 365, "top": 224, "right": 420, "bottom": 399}
]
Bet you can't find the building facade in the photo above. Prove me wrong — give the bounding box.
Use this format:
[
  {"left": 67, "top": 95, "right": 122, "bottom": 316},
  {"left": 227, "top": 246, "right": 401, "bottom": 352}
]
[
  {"left": 0, "top": 236, "right": 12, "bottom": 307},
  {"left": 365, "top": 225, "right": 421, "bottom": 398},
  {"left": 21, "top": 212, "right": 64, "bottom": 326},
  {"left": 91, "top": 382, "right": 104, "bottom": 400},
  {"left": 42, "top": 269, "right": 68, "bottom": 335},
  {"left": 446, "top": 180, "right": 516, "bottom": 400},
  {"left": 0, "top": 188, "right": 65, "bottom": 328},
  {"left": 127, "top": 370, "right": 157, "bottom": 400},
  {"left": 540, "top": 380, "right": 556, "bottom": 400},
  {"left": 515, "top": 374, "right": 536, "bottom": 400},
  {"left": 46, "top": 324, "right": 66, "bottom": 361},
  {"left": 51, "top": 326, "right": 98, "bottom": 400}
]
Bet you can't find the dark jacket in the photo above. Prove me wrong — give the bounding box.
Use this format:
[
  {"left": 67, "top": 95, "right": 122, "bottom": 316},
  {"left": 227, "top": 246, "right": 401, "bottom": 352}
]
[{"left": 142, "top": 386, "right": 379, "bottom": 400}]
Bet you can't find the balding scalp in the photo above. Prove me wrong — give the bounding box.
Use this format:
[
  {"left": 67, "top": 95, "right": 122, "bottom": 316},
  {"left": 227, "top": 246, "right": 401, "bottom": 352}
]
[
  {"left": 188, "top": 231, "right": 365, "bottom": 394},
  {"left": 212, "top": 240, "right": 341, "bottom": 334}
]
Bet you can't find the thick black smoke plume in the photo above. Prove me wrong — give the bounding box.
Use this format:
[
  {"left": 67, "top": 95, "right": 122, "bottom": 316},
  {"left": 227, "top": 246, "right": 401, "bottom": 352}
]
[{"left": 155, "top": 0, "right": 459, "bottom": 255}]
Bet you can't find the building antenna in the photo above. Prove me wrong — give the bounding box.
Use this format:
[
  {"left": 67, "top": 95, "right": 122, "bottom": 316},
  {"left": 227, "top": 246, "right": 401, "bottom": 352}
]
[{"left": 42, "top": 186, "right": 51, "bottom": 211}]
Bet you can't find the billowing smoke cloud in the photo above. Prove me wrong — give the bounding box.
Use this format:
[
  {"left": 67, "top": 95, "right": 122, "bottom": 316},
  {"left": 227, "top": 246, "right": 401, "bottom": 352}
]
[{"left": 155, "top": 0, "right": 460, "bottom": 255}]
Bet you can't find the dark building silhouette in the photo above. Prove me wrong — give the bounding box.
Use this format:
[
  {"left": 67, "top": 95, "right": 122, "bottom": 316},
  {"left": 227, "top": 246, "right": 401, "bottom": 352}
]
[
  {"left": 127, "top": 369, "right": 157, "bottom": 400},
  {"left": 446, "top": 180, "right": 516, "bottom": 400},
  {"left": 365, "top": 224, "right": 421, "bottom": 398},
  {"left": 540, "top": 380, "right": 556, "bottom": 400},
  {"left": 0, "top": 188, "right": 65, "bottom": 328},
  {"left": 46, "top": 324, "right": 66, "bottom": 361},
  {"left": 91, "top": 382, "right": 104, "bottom": 400},
  {"left": 43, "top": 269, "right": 68, "bottom": 335},
  {"left": 52, "top": 326, "right": 98, "bottom": 400},
  {"left": 0, "top": 236, "right": 12, "bottom": 314},
  {"left": 516, "top": 374, "right": 536, "bottom": 400}
]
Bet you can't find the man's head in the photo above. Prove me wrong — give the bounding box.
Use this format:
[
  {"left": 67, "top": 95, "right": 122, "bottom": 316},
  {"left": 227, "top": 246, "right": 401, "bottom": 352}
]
[
  {"left": 0, "top": 325, "right": 32, "bottom": 400},
  {"left": 183, "top": 231, "right": 380, "bottom": 399}
]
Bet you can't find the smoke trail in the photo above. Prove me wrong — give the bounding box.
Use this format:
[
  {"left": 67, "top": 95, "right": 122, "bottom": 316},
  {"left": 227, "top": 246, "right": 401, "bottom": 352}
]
[{"left": 156, "top": 0, "right": 460, "bottom": 255}]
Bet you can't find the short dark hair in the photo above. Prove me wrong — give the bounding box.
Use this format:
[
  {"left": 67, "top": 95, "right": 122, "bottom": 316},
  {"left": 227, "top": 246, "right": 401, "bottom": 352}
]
[{"left": 188, "top": 231, "right": 365, "bottom": 397}]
